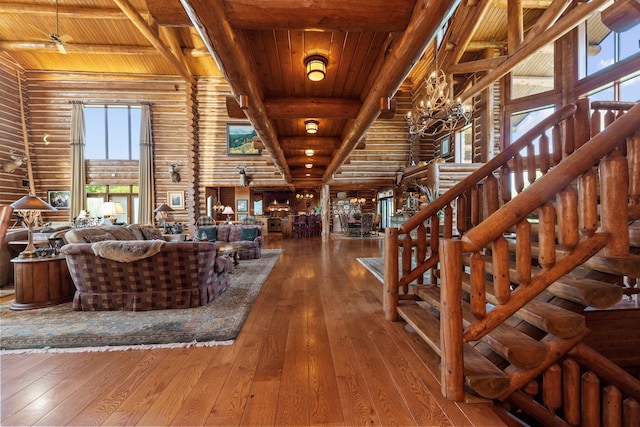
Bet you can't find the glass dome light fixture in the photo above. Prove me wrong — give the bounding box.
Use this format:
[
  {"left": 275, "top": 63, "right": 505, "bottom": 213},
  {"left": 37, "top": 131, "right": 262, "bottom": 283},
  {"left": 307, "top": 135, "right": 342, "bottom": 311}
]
[
  {"left": 305, "top": 149, "right": 314, "bottom": 156},
  {"left": 305, "top": 55, "right": 327, "bottom": 82},
  {"left": 305, "top": 163, "right": 313, "bottom": 169},
  {"left": 305, "top": 120, "right": 319, "bottom": 134}
]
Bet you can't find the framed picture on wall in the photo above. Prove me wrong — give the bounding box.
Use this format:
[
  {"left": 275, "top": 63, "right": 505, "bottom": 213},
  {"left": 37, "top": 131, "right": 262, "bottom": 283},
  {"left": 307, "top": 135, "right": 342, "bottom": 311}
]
[
  {"left": 237, "top": 213, "right": 248, "bottom": 222},
  {"left": 167, "top": 191, "right": 184, "bottom": 209},
  {"left": 226, "top": 123, "right": 262, "bottom": 156},
  {"left": 237, "top": 199, "right": 248, "bottom": 212},
  {"left": 439, "top": 135, "right": 450, "bottom": 156},
  {"left": 48, "top": 190, "right": 70, "bottom": 209}
]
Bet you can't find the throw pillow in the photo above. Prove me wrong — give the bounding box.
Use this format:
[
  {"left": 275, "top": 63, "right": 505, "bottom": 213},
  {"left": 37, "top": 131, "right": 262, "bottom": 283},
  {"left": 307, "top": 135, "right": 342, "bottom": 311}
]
[
  {"left": 239, "top": 227, "right": 258, "bottom": 241},
  {"left": 141, "top": 226, "right": 164, "bottom": 240},
  {"left": 198, "top": 226, "right": 217, "bottom": 242},
  {"left": 85, "top": 233, "right": 114, "bottom": 243}
]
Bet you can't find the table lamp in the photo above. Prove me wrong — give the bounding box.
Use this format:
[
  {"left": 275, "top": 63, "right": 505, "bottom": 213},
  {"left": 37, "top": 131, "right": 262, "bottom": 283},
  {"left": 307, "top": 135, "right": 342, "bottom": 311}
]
[
  {"left": 10, "top": 194, "right": 57, "bottom": 258},
  {"left": 154, "top": 203, "right": 174, "bottom": 227},
  {"left": 99, "top": 201, "right": 124, "bottom": 224},
  {"left": 222, "top": 206, "right": 234, "bottom": 224}
]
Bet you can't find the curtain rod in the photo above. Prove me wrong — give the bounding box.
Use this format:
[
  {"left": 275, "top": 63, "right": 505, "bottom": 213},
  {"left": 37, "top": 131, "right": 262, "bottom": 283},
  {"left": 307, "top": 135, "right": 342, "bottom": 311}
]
[{"left": 68, "top": 101, "right": 152, "bottom": 106}]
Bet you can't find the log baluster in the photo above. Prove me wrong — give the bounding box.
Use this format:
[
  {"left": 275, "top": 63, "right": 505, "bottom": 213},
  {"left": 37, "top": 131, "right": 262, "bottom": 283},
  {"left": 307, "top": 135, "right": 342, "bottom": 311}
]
[
  {"left": 444, "top": 204, "right": 453, "bottom": 239},
  {"left": 500, "top": 164, "right": 512, "bottom": 203},
  {"left": 539, "top": 133, "right": 550, "bottom": 173},
  {"left": 402, "top": 233, "right": 412, "bottom": 293},
  {"left": 605, "top": 109, "right": 616, "bottom": 128},
  {"left": 603, "top": 385, "right": 622, "bottom": 427},
  {"left": 565, "top": 115, "right": 575, "bottom": 157},
  {"left": 383, "top": 228, "right": 399, "bottom": 321},
  {"left": 471, "top": 186, "right": 480, "bottom": 226},
  {"left": 578, "top": 168, "right": 598, "bottom": 238},
  {"left": 484, "top": 174, "right": 500, "bottom": 218},
  {"left": 430, "top": 214, "right": 440, "bottom": 285},
  {"left": 623, "top": 398, "right": 639, "bottom": 427},
  {"left": 492, "top": 236, "right": 510, "bottom": 305},
  {"left": 558, "top": 186, "right": 579, "bottom": 252},
  {"left": 538, "top": 203, "right": 557, "bottom": 269},
  {"left": 628, "top": 132, "right": 640, "bottom": 206},
  {"left": 523, "top": 380, "right": 539, "bottom": 397},
  {"left": 582, "top": 371, "right": 601, "bottom": 427},
  {"left": 527, "top": 142, "right": 537, "bottom": 185},
  {"left": 563, "top": 358, "right": 581, "bottom": 426},
  {"left": 470, "top": 251, "right": 486, "bottom": 319},
  {"left": 575, "top": 98, "right": 591, "bottom": 150},
  {"left": 600, "top": 151, "right": 630, "bottom": 257},
  {"left": 456, "top": 193, "right": 467, "bottom": 234},
  {"left": 439, "top": 238, "right": 464, "bottom": 401},
  {"left": 516, "top": 219, "right": 532, "bottom": 285},
  {"left": 514, "top": 154, "right": 525, "bottom": 194},
  {"left": 552, "top": 124, "right": 563, "bottom": 165},
  {"left": 591, "top": 109, "right": 602, "bottom": 136},
  {"left": 416, "top": 222, "right": 427, "bottom": 285},
  {"left": 543, "top": 364, "right": 562, "bottom": 414}
]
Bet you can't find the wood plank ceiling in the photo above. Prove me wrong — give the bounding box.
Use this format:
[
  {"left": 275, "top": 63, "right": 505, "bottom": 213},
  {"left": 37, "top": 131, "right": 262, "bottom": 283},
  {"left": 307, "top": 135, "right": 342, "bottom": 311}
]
[{"left": 0, "top": 0, "right": 567, "bottom": 190}]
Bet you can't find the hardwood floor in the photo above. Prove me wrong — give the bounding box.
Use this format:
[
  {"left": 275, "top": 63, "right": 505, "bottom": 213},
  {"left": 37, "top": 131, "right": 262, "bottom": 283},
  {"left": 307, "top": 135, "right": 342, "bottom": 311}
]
[{"left": 1, "top": 234, "right": 505, "bottom": 426}]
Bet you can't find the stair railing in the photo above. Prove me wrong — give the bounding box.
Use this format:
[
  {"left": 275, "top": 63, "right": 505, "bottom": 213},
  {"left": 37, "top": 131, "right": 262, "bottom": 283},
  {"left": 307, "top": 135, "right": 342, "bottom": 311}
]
[{"left": 439, "top": 101, "right": 640, "bottom": 400}]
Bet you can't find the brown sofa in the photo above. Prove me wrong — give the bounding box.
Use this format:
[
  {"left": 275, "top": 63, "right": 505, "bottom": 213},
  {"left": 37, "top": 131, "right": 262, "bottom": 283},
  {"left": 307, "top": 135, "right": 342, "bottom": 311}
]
[{"left": 61, "top": 224, "right": 233, "bottom": 311}]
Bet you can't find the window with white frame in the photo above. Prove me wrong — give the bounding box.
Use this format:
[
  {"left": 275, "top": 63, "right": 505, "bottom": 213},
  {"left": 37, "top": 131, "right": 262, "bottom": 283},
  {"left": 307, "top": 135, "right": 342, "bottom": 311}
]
[
  {"left": 84, "top": 105, "right": 142, "bottom": 160},
  {"left": 454, "top": 125, "right": 473, "bottom": 163}
]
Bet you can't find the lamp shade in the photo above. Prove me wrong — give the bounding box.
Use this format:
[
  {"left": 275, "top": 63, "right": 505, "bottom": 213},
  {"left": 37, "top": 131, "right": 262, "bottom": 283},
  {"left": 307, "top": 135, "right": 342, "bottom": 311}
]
[
  {"left": 99, "top": 202, "right": 117, "bottom": 216},
  {"left": 222, "top": 206, "right": 234, "bottom": 215},
  {"left": 10, "top": 195, "right": 56, "bottom": 212},
  {"left": 154, "top": 203, "right": 174, "bottom": 213}
]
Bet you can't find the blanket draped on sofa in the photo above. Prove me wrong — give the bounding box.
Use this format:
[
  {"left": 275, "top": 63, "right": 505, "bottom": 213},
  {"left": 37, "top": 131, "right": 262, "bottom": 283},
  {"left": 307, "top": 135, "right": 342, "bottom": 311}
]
[{"left": 91, "top": 239, "right": 165, "bottom": 262}]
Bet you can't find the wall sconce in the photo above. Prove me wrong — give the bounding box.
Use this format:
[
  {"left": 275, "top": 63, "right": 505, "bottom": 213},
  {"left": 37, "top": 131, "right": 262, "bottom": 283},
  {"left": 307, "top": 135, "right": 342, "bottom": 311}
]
[
  {"left": 305, "top": 55, "right": 327, "bottom": 82},
  {"left": 305, "top": 120, "right": 319, "bottom": 134},
  {"left": 305, "top": 149, "right": 314, "bottom": 156},
  {"left": 10, "top": 194, "right": 56, "bottom": 258}
]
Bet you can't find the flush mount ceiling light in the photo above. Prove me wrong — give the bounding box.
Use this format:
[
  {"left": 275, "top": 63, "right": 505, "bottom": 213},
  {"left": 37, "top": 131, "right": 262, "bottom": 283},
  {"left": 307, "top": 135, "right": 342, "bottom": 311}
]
[
  {"left": 305, "top": 149, "right": 314, "bottom": 156},
  {"left": 305, "top": 55, "right": 327, "bottom": 82},
  {"left": 305, "top": 120, "right": 319, "bottom": 134},
  {"left": 305, "top": 163, "right": 313, "bottom": 169}
]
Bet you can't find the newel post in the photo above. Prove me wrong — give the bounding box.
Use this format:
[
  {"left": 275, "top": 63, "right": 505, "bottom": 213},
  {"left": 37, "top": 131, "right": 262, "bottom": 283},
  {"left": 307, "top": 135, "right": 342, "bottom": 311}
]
[
  {"left": 383, "top": 227, "right": 399, "bottom": 321},
  {"left": 440, "top": 238, "right": 465, "bottom": 401}
]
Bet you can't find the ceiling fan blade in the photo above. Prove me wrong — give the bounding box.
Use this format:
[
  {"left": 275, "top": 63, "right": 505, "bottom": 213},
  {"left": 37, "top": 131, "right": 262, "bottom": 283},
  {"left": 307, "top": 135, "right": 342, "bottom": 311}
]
[
  {"left": 59, "top": 34, "right": 73, "bottom": 43},
  {"left": 55, "top": 42, "right": 67, "bottom": 54}
]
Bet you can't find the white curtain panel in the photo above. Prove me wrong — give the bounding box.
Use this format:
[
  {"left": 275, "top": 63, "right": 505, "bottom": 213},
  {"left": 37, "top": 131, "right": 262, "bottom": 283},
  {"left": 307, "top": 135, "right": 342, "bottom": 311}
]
[
  {"left": 69, "top": 102, "right": 86, "bottom": 220},
  {"left": 138, "top": 104, "right": 155, "bottom": 225}
]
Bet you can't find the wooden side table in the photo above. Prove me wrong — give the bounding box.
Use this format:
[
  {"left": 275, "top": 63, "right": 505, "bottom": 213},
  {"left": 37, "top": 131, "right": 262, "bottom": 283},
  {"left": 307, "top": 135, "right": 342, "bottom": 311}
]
[{"left": 10, "top": 255, "right": 75, "bottom": 310}]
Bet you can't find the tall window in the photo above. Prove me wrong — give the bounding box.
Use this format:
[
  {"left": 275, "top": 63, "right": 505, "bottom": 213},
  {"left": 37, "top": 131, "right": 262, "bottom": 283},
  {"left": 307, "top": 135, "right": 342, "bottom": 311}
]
[
  {"left": 84, "top": 105, "right": 142, "bottom": 160},
  {"left": 454, "top": 125, "right": 473, "bottom": 163}
]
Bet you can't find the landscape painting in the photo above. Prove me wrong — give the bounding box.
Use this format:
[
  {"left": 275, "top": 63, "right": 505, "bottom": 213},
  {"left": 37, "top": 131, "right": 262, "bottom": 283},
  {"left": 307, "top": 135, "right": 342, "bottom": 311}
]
[{"left": 226, "top": 123, "right": 262, "bottom": 156}]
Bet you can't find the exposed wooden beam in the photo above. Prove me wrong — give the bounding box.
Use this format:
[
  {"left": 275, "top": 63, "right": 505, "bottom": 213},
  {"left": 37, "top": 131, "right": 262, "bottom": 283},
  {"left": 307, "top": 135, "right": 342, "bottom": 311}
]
[
  {"left": 448, "top": 56, "right": 507, "bottom": 74},
  {"left": 457, "top": 0, "right": 612, "bottom": 102},
  {"left": 441, "top": 0, "right": 493, "bottom": 70},
  {"left": 0, "top": 41, "right": 158, "bottom": 55},
  {"left": 223, "top": 0, "right": 415, "bottom": 32},
  {"left": 490, "top": 0, "right": 553, "bottom": 7},
  {"left": 522, "top": 0, "right": 572, "bottom": 45},
  {"left": 0, "top": 3, "right": 147, "bottom": 19},
  {"left": 507, "top": 0, "right": 524, "bottom": 54},
  {"left": 146, "top": 0, "right": 192, "bottom": 26},
  {"left": 112, "top": 0, "right": 195, "bottom": 84},
  {"left": 323, "top": 0, "right": 461, "bottom": 183},
  {"left": 181, "top": 0, "right": 292, "bottom": 181},
  {"left": 279, "top": 137, "right": 340, "bottom": 150},
  {"left": 265, "top": 98, "right": 361, "bottom": 119},
  {"left": 159, "top": 26, "right": 191, "bottom": 72},
  {"left": 601, "top": 0, "right": 640, "bottom": 33}
]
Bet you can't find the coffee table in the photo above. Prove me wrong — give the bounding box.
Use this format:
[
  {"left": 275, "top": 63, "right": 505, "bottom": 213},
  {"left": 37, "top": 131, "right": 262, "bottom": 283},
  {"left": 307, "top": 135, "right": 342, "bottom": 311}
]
[{"left": 217, "top": 242, "right": 242, "bottom": 270}]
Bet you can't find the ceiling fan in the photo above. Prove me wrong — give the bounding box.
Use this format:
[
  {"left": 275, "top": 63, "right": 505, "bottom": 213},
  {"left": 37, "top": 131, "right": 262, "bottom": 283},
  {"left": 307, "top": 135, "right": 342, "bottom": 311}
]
[{"left": 38, "top": 0, "right": 72, "bottom": 54}]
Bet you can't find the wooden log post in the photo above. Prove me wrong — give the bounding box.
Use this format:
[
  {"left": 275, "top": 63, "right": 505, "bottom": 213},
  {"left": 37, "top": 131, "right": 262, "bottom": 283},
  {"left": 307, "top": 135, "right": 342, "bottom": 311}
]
[
  {"left": 484, "top": 174, "right": 500, "bottom": 218},
  {"left": 603, "top": 385, "right": 622, "bottom": 427},
  {"left": 402, "top": 233, "right": 412, "bottom": 291},
  {"left": 416, "top": 223, "right": 427, "bottom": 285},
  {"left": 383, "top": 227, "right": 399, "bottom": 321},
  {"left": 540, "top": 133, "right": 551, "bottom": 173},
  {"left": 552, "top": 124, "right": 563, "bottom": 165},
  {"left": 628, "top": 132, "right": 640, "bottom": 206},
  {"left": 538, "top": 203, "right": 557, "bottom": 269},
  {"left": 439, "top": 238, "right": 464, "bottom": 401},
  {"left": 444, "top": 205, "right": 453, "bottom": 239},
  {"left": 516, "top": 219, "right": 532, "bottom": 285},
  {"left": 527, "top": 143, "right": 537, "bottom": 185},
  {"left": 471, "top": 186, "right": 481, "bottom": 226},
  {"left": 456, "top": 193, "right": 467, "bottom": 234},
  {"left": 600, "top": 151, "right": 630, "bottom": 257},
  {"left": 492, "top": 236, "right": 511, "bottom": 305},
  {"left": 558, "top": 186, "right": 579, "bottom": 252},
  {"left": 582, "top": 371, "right": 601, "bottom": 427},
  {"left": 514, "top": 154, "right": 525, "bottom": 194},
  {"left": 623, "top": 398, "right": 640, "bottom": 427},
  {"left": 543, "top": 364, "right": 562, "bottom": 414},
  {"left": 470, "top": 251, "right": 486, "bottom": 319},
  {"left": 563, "top": 358, "right": 581, "bottom": 426},
  {"left": 499, "top": 164, "right": 512, "bottom": 204},
  {"left": 578, "top": 168, "right": 598, "bottom": 238}
]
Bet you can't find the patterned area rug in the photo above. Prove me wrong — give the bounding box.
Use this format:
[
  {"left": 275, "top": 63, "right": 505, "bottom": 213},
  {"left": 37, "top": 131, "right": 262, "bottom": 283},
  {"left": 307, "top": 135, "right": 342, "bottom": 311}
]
[{"left": 0, "top": 249, "right": 282, "bottom": 353}]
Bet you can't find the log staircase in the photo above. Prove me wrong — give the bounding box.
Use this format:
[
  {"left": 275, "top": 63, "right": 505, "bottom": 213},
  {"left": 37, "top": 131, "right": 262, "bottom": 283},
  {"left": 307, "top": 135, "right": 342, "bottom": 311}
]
[{"left": 383, "top": 99, "right": 640, "bottom": 425}]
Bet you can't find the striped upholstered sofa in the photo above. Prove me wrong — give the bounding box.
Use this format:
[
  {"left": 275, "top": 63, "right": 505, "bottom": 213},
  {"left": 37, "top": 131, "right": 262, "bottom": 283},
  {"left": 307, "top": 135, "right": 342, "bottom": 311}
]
[
  {"left": 195, "top": 224, "right": 263, "bottom": 260},
  {"left": 60, "top": 225, "right": 232, "bottom": 311}
]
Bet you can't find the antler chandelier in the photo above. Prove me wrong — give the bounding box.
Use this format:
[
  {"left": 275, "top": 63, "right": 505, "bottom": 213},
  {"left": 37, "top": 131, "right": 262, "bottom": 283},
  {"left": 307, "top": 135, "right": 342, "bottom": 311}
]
[{"left": 406, "top": 54, "right": 471, "bottom": 137}]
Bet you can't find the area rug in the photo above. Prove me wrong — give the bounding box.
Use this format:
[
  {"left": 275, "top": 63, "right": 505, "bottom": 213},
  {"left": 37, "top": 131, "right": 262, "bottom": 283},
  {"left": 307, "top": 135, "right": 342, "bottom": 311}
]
[{"left": 0, "top": 249, "right": 282, "bottom": 354}]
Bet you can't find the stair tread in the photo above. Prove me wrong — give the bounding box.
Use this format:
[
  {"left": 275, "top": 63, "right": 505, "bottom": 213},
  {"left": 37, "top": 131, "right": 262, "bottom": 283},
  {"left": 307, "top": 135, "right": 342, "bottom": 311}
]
[
  {"left": 457, "top": 273, "right": 585, "bottom": 338},
  {"left": 416, "top": 287, "right": 548, "bottom": 370},
  {"left": 467, "top": 249, "right": 623, "bottom": 309},
  {"left": 398, "top": 301, "right": 510, "bottom": 399}
]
